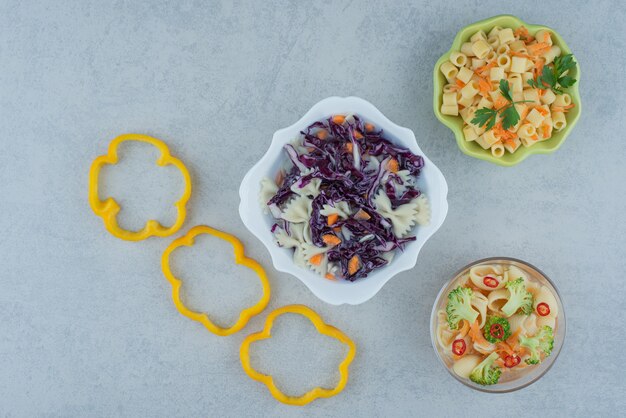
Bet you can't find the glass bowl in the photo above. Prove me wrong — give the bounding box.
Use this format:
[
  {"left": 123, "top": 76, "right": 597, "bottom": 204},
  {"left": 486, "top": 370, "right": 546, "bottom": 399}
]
[{"left": 430, "top": 257, "right": 566, "bottom": 392}]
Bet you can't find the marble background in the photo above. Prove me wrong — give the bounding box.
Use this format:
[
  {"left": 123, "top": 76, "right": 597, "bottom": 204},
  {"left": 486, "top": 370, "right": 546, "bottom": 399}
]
[{"left": 1, "top": 0, "right": 624, "bottom": 416}]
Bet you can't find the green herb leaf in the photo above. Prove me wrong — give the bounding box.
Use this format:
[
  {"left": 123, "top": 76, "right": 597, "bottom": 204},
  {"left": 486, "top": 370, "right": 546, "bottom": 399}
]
[
  {"left": 554, "top": 54, "right": 576, "bottom": 75},
  {"left": 499, "top": 79, "right": 513, "bottom": 102},
  {"left": 501, "top": 105, "right": 521, "bottom": 130},
  {"left": 558, "top": 75, "right": 576, "bottom": 88},
  {"left": 471, "top": 108, "right": 498, "bottom": 131},
  {"left": 527, "top": 54, "right": 577, "bottom": 94}
]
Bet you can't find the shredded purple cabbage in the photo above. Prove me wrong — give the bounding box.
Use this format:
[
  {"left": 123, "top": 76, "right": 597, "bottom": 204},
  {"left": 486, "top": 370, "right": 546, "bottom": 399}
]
[{"left": 265, "top": 115, "right": 425, "bottom": 281}]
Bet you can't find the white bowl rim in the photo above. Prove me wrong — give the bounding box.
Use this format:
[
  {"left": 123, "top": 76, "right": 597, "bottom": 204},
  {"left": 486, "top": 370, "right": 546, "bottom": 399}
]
[{"left": 239, "top": 96, "right": 449, "bottom": 305}]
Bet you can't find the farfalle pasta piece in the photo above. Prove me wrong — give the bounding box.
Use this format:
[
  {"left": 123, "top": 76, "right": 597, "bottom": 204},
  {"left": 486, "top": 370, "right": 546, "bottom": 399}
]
[
  {"left": 274, "top": 228, "right": 300, "bottom": 249},
  {"left": 281, "top": 195, "right": 313, "bottom": 223},
  {"left": 239, "top": 305, "right": 356, "bottom": 406},
  {"left": 373, "top": 190, "right": 417, "bottom": 237},
  {"left": 289, "top": 222, "right": 313, "bottom": 245},
  {"left": 384, "top": 169, "right": 413, "bottom": 195},
  {"left": 301, "top": 244, "right": 331, "bottom": 276},
  {"left": 259, "top": 177, "right": 278, "bottom": 213},
  {"left": 413, "top": 194, "right": 431, "bottom": 226},
  {"left": 290, "top": 173, "right": 322, "bottom": 198},
  {"left": 88, "top": 134, "right": 192, "bottom": 241},
  {"left": 319, "top": 201, "right": 351, "bottom": 219}
]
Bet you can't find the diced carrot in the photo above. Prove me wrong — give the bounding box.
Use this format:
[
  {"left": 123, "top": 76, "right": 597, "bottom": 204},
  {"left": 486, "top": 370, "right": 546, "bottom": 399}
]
[
  {"left": 332, "top": 115, "right": 346, "bottom": 124},
  {"left": 553, "top": 103, "right": 575, "bottom": 113},
  {"left": 348, "top": 255, "right": 360, "bottom": 275},
  {"left": 478, "top": 77, "right": 492, "bottom": 94},
  {"left": 458, "top": 319, "right": 470, "bottom": 339},
  {"left": 468, "top": 320, "right": 489, "bottom": 346},
  {"left": 327, "top": 213, "right": 339, "bottom": 226},
  {"left": 536, "top": 106, "right": 549, "bottom": 116},
  {"left": 364, "top": 122, "right": 375, "bottom": 132},
  {"left": 531, "top": 134, "right": 538, "bottom": 140},
  {"left": 387, "top": 158, "right": 399, "bottom": 173},
  {"left": 325, "top": 273, "right": 335, "bottom": 280},
  {"left": 309, "top": 253, "right": 323, "bottom": 266},
  {"left": 316, "top": 129, "right": 328, "bottom": 139},
  {"left": 322, "top": 234, "right": 341, "bottom": 246},
  {"left": 354, "top": 130, "right": 364, "bottom": 139},
  {"left": 506, "top": 328, "right": 522, "bottom": 350},
  {"left": 333, "top": 226, "right": 342, "bottom": 233},
  {"left": 534, "top": 59, "right": 545, "bottom": 79},
  {"left": 540, "top": 123, "right": 552, "bottom": 139},
  {"left": 496, "top": 341, "right": 516, "bottom": 356},
  {"left": 354, "top": 209, "right": 371, "bottom": 220},
  {"left": 275, "top": 170, "right": 285, "bottom": 187},
  {"left": 475, "top": 61, "right": 496, "bottom": 75},
  {"left": 514, "top": 26, "right": 534, "bottom": 43},
  {"left": 528, "top": 42, "right": 550, "bottom": 56},
  {"left": 455, "top": 79, "right": 466, "bottom": 88},
  {"left": 494, "top": 123, "right": 517, "bottom": 141},
  {"left": 504, "top": 137, "right": 518, "bottom": 148},
  {"left": 345, "top": 142, "right": 353, "bottom": 153}
]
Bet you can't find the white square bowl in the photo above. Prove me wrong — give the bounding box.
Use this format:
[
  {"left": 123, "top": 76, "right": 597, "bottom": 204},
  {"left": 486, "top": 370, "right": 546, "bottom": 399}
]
[{"left": 239, "top": 96, "right": 448, "bottom": 305}]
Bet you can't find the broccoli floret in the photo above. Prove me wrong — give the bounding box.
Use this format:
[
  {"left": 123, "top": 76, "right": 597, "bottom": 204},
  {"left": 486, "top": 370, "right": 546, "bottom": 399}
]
[
  {"left": 483, "top": 316, "right": 511, "bottom": 343},
  {"left": 501, "top": 277, "right": 533, "bottom": 317},
  {"left": 469, "top": 352, "right": 502, "bottom": 385},
  {"left": 446, "top": 286, "right": 479, "bottom": 330},
  {"left": 518, "top": 326, "right": 554, "bottom": 365}
]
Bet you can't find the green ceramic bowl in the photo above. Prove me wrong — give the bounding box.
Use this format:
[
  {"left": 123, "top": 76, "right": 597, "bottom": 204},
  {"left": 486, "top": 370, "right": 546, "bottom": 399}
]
[{"left": 433, "top": 15, "right": 581, "bottom": 166}]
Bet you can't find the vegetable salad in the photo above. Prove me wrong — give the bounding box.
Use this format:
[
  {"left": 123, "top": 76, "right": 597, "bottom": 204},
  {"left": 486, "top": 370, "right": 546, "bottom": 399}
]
[
  {"left": 439, "top": 25, "right": 577, "bottom": 158},
  {"left": 259, "top": 115, "right": 430, "bottom": 281},
  {"left": 436, "top": 262, "right": 559, "bottom": 386}
]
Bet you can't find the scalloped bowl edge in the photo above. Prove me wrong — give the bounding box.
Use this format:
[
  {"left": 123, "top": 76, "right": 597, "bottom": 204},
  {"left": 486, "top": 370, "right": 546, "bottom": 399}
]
[
  {"left": 433, "top": 14, "right": 581, "bottom": 167},
  {"left": 239, "top": 96, "right": 449, "bottom": 305}
]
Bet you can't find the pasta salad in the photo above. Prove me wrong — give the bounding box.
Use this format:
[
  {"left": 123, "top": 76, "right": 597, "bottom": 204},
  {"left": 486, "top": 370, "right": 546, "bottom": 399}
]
[
  {"left": 436, "top": 262, "right": 559, "bottom": 386},
  {"left": 439, "top": 25, "right": 577, "bottom": 158},
  {"left": 259, "top": 115, "right": 430, "bottom": 281}
]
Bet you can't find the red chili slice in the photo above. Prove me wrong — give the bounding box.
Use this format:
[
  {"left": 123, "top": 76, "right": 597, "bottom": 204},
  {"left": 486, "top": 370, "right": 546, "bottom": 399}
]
[
  {"left": 504, "top": 355, "right": 521, "bottom": 368},
  {"left": 489, "top": 323, "right": 505, "bottom": 340},
  {"left": 483, "top": 276, "right": 499, "bottom": 288},
  {"left": 452, "top": 339, "right": 466, "bottom": 356},
  {"left": 537, "top": 302, "right": 551, "bottom": 316}
]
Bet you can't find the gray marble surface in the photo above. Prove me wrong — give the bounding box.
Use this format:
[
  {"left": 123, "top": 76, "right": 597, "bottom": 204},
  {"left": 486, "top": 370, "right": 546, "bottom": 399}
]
[{"left": 1, "top": 0, "right": 625, "bottom": 416}]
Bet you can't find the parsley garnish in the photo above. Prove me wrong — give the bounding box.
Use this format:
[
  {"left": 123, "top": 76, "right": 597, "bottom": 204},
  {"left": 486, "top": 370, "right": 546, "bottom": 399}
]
[
  {"left": 471, "top": 79, "right": 531, "bottom": 131},
  {"left": 527, "top": 54, "right": 577, "bottom": 94}
]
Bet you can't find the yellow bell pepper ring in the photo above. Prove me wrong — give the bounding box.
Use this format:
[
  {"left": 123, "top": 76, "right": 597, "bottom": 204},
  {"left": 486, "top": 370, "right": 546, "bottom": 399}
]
[
  {"left": 161, "top": 225, "right": 271, "bottom": 337},
  {"left": 88, "top": 133, "right": 192, "bottom": 241},
  {"left": 239, "top": 305, "right": 356, "bottom": 406}
]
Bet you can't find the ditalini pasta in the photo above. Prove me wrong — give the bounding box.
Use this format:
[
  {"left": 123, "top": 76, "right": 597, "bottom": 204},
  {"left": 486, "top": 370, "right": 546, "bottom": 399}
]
[
  {"left": 436, "top": 262, "right": 559, "bottom": 386},
  {"left": 439, "top": 25, "right": 577, "bottom": 157},
  {"left": 260, "top": 115, "right": 430, "bottom": 282}
]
